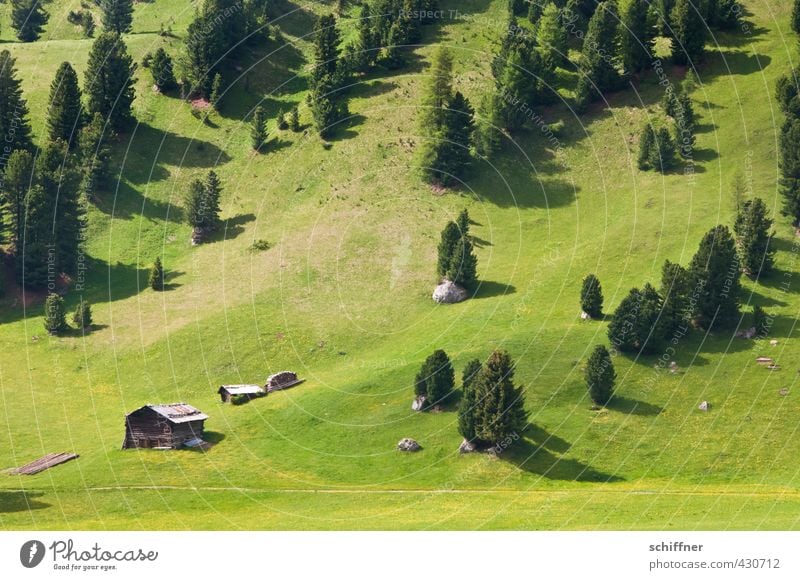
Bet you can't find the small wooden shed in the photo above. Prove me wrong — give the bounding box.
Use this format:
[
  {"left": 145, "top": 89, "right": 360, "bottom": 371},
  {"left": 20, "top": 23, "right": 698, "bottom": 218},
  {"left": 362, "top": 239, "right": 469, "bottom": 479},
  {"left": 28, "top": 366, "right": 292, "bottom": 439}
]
[
  {"left": 122, "top": 403, "right": 208, "bottom": 449},
  {"left": 265, "top": 371, "right": 304, "bottom": 393},
  {"left": 217, "top": 384, "right": 265, "bottom": 403}
]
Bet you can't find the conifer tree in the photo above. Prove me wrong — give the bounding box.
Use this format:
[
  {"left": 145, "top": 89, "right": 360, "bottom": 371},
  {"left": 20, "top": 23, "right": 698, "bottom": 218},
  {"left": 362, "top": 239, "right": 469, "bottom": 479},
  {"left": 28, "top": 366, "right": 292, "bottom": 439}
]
[
  {"left": 752, "top": 304, "right": 769, "bottom": 337},
  {"left": 688, "top": 225, "right": 741, "bottom": 329},
  {"left": 415, "top": 349, "right": 455, "bottom": 407},
  {"left": 471, "top": 350, "right": 528, "bottom": 446},
  {"left": 456, "top": 208, "right": 470, "bottom": 237},
  {"left": 779, "top": 117, "right": 800, "bottom": 225},
  {"left": 671, "top": 0, "right": 707, "bottom": 65},
  {"left": 793, "top": 0, "right": 800, "bottom": 34},
  {"left": 251, "top": 105, "right": 267, "bottom": 150},
  {"left": 356, "top": 3, "right": 378, "bottom": 69},
  {"left": 210, "top": 73, "right": 223, "bottom": 108},
  {"left": 437, "top": 221, "right": 461, "bottom": 279},
  {"left": 580, "top": 1, "right": 620, "bottom": 101},
  {"left": 16, "top": 185, "right": 53, "bottom": 287},
  {"left": 10, "top": 0, "right": 48, "bottom": 42},
  {"left": 458, "top": 371, "right": 478, "bottom": 441},
  {"left": 419, "top": 91, "right": 475, "bottom": 185},
  {"left": 474, "top": 91, "right": 503, "bottom": 159},
  {"left": 496, "top": 43, "right": 550, "bottom": 131},
  {"left": 620, "top": 0, "right": 652, "bottom": 75},
  {"left": 72, "top": 299, "right": 93, "bottom": 330},
  {"left": 776, "top": 71, "right": 799, "bottom": 115},
  {"left": 607, "top": 285, "right": 665, "bottom": 353},
  {"left": 289, "top": 107, "right": 300, "bottom": 131},
  {"left": 446, "top": 235, "right": 478, "bottom": 289},
  {"left": 311, "top": 14, "right": 340, "bottom": 90},
  {"left": 660, "top": 259, "right": 690, "bottom": 336},
  {"left": 585, "top": 344, "right": 615, "bottom": 405},
  {"left": 734, "top": 197, "right": 776, "bottom": 279},
  {"left": 149, "top": 257, "right": 164, "bottom": 290},
  {"left": 101, "top": 0, "right": 133, "bottom": 34},
  {"left": 79, "top": 112, "right": 114, "bottom": 196},
  {"left": 0, "top": 51, "right": 33, "bottom": 154},
  {"left": 580, "top": 273, "right": 604, "bottom": 318},
  {"left": 637, "top": 123, "right": 655, "bottom": 170},
  {"left": 43, "top": 293, "right": 66, "bottom": 335},
  {"left": 2, "top": 149, "right": 34, "bottom": 249},
  {"left": 537, "top": 2, "right": 568, "bottom": 71},
  {"left": 651, "top": 126, "right": 678, "bottom": 172},
  {"left": 203, "top": 169, "right": 223, "bottom": 230},
  {"left": 419, "top": 45, "right": 453, "bottom": 133},
  {"left": 46, "top": 62, "right": 83, "bottom": 148},
  {"left": 462, "top": 358, "right": 483, "bottom": 391},
  {"left": 151, "top": 47, "right": 176, "bottom": 91},
  {"left": 84, "top": 32, "right": 137, "bottom": 131}
]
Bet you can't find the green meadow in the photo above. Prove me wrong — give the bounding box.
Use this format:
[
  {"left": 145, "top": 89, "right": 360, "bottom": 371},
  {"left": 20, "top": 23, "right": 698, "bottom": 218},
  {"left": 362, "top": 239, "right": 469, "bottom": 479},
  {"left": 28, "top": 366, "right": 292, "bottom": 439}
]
[{"left": 1, "top": 0, "right": 800, "bottom": 529}]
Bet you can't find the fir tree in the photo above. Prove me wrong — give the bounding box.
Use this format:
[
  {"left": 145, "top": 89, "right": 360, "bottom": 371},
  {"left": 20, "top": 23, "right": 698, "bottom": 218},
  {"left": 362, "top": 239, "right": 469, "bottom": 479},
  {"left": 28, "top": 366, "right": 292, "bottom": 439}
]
[
  {"left": 149, "top": 257, "right": 164, "bottom": 291},
  {"left": 581, "top": 273, "right": 604, "bottom": 318},
  {"left": 688, "top": 225, "right": 741, "bottom": 329},
  {"left": 660, "top": 259, "right": 690, "bottom": 336},
  {"left": 251, "top": 105, "right": 267, "bottom": 150},
  {"left": 10, "top": 0, "right": 48, "bottom": 42},
  {"left": 580, "top": 1, "right": 621, "bottom": 101},
  {"left": 585, "top": 344, "right": 616, "bottom": 405},
  {"left": 151, "top": 47, "right": 176, "bottom": 91},
  {"left": 446, "top": 235, "right": 478, "bottom": 289},
  {"left": 437, "top": 221, "right": 461, "bottom": 279},
  {"left": 43, "top": 293, "right": 66, "bottom": 335},
  {"left": 471, "top": 350, "right": 528, "bottom": 446},
  {"left": 419, "top": 45, "right": 453, "bottom": 133},
  {"left": 72, "top": 298, "right": 93, "bottom": 330},
  {"left": 18, "top": 185, "right": 56, "bottom": 288},
  {"left": 311, "top": 14, "right": 340, "bottom": 91},
  {"left": 462, "top": 358, "right": 483, "bottom": 391},
  {"left": 203, "top": 169, "right": 223, "bottom": 230},
  {"left": 620, "top": 0, "right": 652, "bottom": 75},
  {"left": 775, "top": 70, "right": 799, "bottom": 115},
  {"left": 537, "top": 2, "right": 568, "bottom": 71},
  {"left": 356, "top": 3, "right": 378, "bottom": 69},
  {"left": 456, "top": 208, "right": 470, "bottom": 237},
  {"left": 496, "top": 43, "right": 550, "bottom": 131},
  {"left": 289, "top": 107, "right": 300, "bottom": 131},
  {"left": 733, "top": 198, "right": 776, "bottom": 279},
  {"left": 779, "top": 117, "right": 800, "bottom": 225},
  {"left": 474, "top": 91, "right": 503, "bottom": 159},
  {"left": 84, "top": 32, "right": 137, "bottom": 131},
  {"left": 637, "top": 123, "right": 656, "bottom": 170},
  {"left": 182, "top": 14, "right": 221, "bottom": 97},
  {"left": 101, "top": 0, "right": 133, "bottom": 34},
  {"left": 671, "top": 0, "right": 707, "bottom": 65},
  {"left": 2, "top": 149, "right": 34, "bottom": 250},
  {"left": 415, "top": 349, "right": 455, "bottom": 407},
  {"left": 651, "top": 126, "right": 678, "bottom": 172},
  {"left": 210, "top": 72, "right": 223, "bottom": 108},
  {"left": 383, "top": 20, "right": 406, "bottom": 70},
  {"left": 607, "top": 284, "right": 665, "bottom": 354},
  {"left": 419, "top": 91, "right": 475, "bottom": 185},
  {"left": 79, "top": 112, "right": 114, "bottom": 196},
  {"left": 46, "top": 62, "right": 83, "bottom": 148},
  {"left": 0, "top": 51, "right": 34, "bottom": 154},
  {"left": 793, "top": 0, "right": 800, "bottom": 34}
]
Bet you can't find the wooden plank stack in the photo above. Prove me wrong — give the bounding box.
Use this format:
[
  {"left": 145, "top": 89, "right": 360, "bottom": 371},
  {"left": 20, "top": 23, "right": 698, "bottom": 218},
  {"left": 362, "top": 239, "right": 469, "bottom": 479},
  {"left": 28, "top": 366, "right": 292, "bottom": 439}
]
[{"left": 10, "top": 452, "right": 79, "bottom": 475}]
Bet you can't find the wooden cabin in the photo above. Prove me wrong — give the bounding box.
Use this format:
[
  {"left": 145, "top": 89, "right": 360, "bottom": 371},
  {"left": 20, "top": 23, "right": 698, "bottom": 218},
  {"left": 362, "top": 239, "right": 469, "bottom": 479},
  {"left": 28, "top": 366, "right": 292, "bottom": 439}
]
[
  {"left": 122, "top": 403, "right": 208, "bottom": 449},
  {"left": 265, "top": 371, "right": 304, "bottom": 393},
  {"left": 217, "top": 384, "right": 265, "bottom": 403}
]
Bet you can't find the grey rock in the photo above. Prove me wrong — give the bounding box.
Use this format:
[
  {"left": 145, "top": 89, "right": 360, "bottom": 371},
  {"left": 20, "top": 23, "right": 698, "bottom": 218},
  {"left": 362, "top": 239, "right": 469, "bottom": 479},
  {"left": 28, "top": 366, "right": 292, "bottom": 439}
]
[
  {"left": 698, "top": 401, "right": 710, "bottom": 412},
  {"left": 432, "top": 280, "right": 468, "bottom": 304},
  {"left": 458, "top": 439, "right": 476, "bottom": 454},
  {"left": 397, "top": 438, "right": 421, "bottom": 452},
  {"left": 411, "top": 395, "right": 426, "bottom": 411}
]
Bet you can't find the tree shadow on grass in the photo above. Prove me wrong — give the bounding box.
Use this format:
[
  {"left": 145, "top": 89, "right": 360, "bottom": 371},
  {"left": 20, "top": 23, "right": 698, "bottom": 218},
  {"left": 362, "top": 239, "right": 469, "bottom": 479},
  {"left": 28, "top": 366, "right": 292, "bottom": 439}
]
[
  {"left": 750, "top": 267, "right": 800, "bottom": 295},
  {"left": 92, "top": 180, "right": 182, "bottom": 224},
  {"left": 0, "top": 490, "right": 50, "bottom": 513},
  {"left": 471, "top": 281, "right": 516, "bottom": 300},
  {"left": 503, "top": 437, "right": 623, "bottom": 482},
  {"left": 607, "top": 395, "right": 663, "bottom": 416},
  {"left": 160, "top": 270, "right": 186, "bottom": 292}
]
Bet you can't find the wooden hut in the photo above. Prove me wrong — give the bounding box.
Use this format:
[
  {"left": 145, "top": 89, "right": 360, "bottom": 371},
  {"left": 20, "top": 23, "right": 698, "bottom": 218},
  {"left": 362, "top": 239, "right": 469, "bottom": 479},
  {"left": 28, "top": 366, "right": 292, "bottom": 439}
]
[
  {"left": 217, "top": 384, "right": 265, "bottom": 403},
  {"left": 122, "top": 403, "right": 208, "bottom": 449},
  {"left": 265, "top": 371, "right": 304, "bottom": 393}
]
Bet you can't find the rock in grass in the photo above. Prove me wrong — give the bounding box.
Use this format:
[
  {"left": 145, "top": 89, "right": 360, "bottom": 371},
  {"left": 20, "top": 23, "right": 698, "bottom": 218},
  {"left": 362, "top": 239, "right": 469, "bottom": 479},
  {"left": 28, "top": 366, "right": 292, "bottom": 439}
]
[
  {"left": 698, "top": 401, "right": 710, "bottom": 412},
  {"left": 458, "top": 439, "right": 476, "bottom": 454},
  {"left": 397, "top": 438, "right": 421, "bottom": 452},
  {"left": 432, "top": 280, "right": 468, "bottom": 304}
]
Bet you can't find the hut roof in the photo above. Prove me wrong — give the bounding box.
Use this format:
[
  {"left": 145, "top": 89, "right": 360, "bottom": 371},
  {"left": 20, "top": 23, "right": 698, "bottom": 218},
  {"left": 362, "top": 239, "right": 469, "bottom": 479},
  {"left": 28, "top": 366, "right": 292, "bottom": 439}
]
[
  {"left": 218, "top": 384, "right": 265, "bottom": 396},
  {"left": 130, "top": 403, "right": 209, "bottom": 424}
]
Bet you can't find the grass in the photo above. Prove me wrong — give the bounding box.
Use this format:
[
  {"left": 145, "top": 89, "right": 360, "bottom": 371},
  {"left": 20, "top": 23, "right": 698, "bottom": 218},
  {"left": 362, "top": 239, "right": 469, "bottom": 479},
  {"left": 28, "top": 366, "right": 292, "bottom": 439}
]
[{"left": 1, "top": 0, "right": 800, "bottom": 529}]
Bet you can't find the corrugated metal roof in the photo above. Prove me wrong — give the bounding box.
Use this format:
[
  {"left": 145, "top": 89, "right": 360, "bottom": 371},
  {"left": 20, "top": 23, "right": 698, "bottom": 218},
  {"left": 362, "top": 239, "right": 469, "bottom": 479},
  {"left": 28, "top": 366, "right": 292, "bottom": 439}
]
[
  {"left": 218, "top": 384, "right": 265, "bottom": 396},
  {"left": 143, "top": 403, "right": 209, "bottom": 424}
]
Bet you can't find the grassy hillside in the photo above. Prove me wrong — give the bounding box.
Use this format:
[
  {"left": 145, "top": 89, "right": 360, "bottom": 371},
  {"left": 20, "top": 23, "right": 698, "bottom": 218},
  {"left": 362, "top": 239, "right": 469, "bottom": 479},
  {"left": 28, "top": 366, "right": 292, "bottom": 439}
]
[{"left": 1, "top": 0, "right": 800, "bottom": 530}]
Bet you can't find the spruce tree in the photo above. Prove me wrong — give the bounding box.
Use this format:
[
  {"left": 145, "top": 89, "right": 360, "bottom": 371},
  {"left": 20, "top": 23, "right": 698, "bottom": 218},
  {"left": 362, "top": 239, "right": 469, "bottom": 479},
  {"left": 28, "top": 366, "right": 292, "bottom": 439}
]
[
  {"left": 251, "top": 105, "right": 267, "bottom": 150},
  {"left": 458, "top": 369, "right": 478, "bottom": 441},
  {"left": 16, "top": 185, "right": 53, "bottom": 288},
  {"left": 311, "top": 14, "right": 340, "bottom": 91},
  {"left": 471, "top": 350, "right": 528, "bottom": 446},
  {"left": 793, "top": 0, "right": 800, "bottom": 34},
  {"left": 474, "top": 91, "right": 503, "bottom": 159},
  {"left": 651, "top": 126, "right": 678, "bottom": 172},
  {"left": 101, "top": 0, "right": 133, "bottom": 34},
  {"left": 660, "top": 259, "right": 690, "bottom": 336},
  {"left": 537, "top": 2, "right": 568, "bottom": 71},
  {"left": 779, "top": 117, "right": 800, "bottom": 225},
  {"left": 419, "top": 45, "right": 453, "bottom": 133},
  {"left": 84, "top": 32, "right": 137, "bottom": 131},
  {"left": 671, "top": 0, "right": 707, "bottom": 65},
  {"left": 151, "top": 47, "right": 176, "bottom": 91},
  {"left": 289, "top": 107, "right": 300, "bottom": 131},
  {"left": 185, "top": 179, "right": 209, "bottom": 232},
  {"left": 10, "top": 0, "right": 48, "bottom": 42},
  {"left": 149, "top": 257, "right": 164, "bottom": 290},
  {"left": 437, "top": 221, "right": 461, "bottom": 279},
  {"left": 620, "top": 0, "right": 652, "bottom": 75},
  {"left": 420, "top": 91, "right": 475, "bottom": 185},
  {"left": 776, "top": 71, "right": 799, "bottom": 115},
  {"left": 72, "top": 299, "right": 93, "bottom": 330},
  {"left": 456, "top": 208, "right": 470, "bottom": 237},
  {"left": 585, "top": 344, "right": 615, "bottom": 405},
  {"left": 462, "top": 358, "right": 483, "bottom": 391},
  {"left": 688, "top": 225, "right": 741, "bottom": 329},
  {"left": 79, "top": 112, "right": 114, "bottom": 196},
  {"left": 733, "top": 198, "right": 776, "bottom": 279},
  {"left": 446, "top": 235, "right": 478, "bottom": 289},
  {"left": 416, "top": 350, "right": 455, "bottom": 407},
  {"left": 43, "top": 294, "right": 66, "bottom": 335},
  {"left": 496, "top": 43, "right": 550, "bottom": 131},
  {"left": 204, "top": 170, "right": 223, "bottom": 229},
  {"left": 607, "top": 285, "right": 665, "bottom": 353},
  {"left": 637, "top": 123, "right": 656, "bottom": 170},
  {"left": 2, "top": 149, "right": 34, "bottom": 249},
  {"left": 182, "top": 14, "right": 220, "bottom": 97},
  {"left": 580, "top": 273, "right": 603, "bottom": 318},
  {"left": 0, "top": 51, "right": 34, "bottom": 154},
  {"left": 356, "top": 3, "right": 378, "bottom": 69},
  {"left": 580, "top": 1, "right": 620, "bottom": 100},
  {"left": 46, "top": 62, "right": 83, "bottom": 148},
  {"left": 210, "top": 73, "right": 223, "bottom": 108}
]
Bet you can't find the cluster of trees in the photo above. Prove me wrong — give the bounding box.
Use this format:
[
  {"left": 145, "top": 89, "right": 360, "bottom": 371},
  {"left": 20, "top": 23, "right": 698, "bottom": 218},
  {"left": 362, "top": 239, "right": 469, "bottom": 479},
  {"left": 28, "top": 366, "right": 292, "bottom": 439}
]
[
  {"left": 777, "top": 11, "right": 800, "bottom": 226},
  {"left": 67, "top": 9, "right": 96, "bottom": 37},
  {"left": 417, "top": 47, "right": 475, "bottom": 186},
  {"left": 436, "top": 210, "right": 478, "bottom": 288},
  {"left": 638, "top": 77, "right": 697, "bottom": 172},
  {"left": 185, "top": 171, "right": 223, "bottom": 242},
  {"left": 43, "top": 294, "right": 93, "bottom": 335},
  {"left": 308, "top": 14, "right": 350, "bottom": 138}
]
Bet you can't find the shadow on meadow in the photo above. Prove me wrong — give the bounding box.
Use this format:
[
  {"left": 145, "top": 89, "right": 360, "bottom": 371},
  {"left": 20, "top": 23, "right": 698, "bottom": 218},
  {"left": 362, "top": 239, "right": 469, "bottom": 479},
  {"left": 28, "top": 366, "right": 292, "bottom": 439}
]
[{"left": 0, "top": 490, "right": 50, "bottom": 513}]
